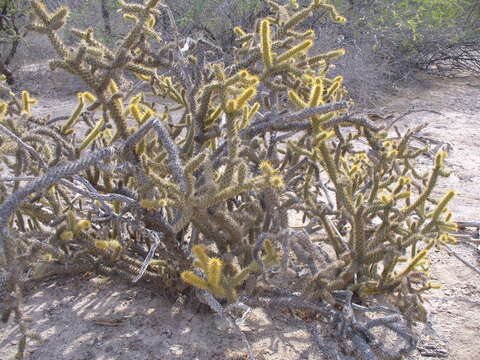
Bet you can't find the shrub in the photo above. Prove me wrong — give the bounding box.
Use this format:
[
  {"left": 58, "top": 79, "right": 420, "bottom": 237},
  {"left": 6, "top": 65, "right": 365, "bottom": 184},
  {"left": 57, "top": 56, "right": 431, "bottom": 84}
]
[
  {"left": 0, "top": 1, "right": 458, "bottom": 359},
  {"left": 329, "top": 0, "right": 480, "bottom": 74},
  {"left": 164, "top": 0, "right": 265, "bottom": 50}
]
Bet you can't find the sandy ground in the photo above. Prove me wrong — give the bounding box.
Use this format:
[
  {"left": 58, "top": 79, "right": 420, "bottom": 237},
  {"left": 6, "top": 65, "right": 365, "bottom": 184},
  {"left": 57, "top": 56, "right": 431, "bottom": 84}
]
[{"left": 1, "top": 73, "right": 480, "bottom": 359}]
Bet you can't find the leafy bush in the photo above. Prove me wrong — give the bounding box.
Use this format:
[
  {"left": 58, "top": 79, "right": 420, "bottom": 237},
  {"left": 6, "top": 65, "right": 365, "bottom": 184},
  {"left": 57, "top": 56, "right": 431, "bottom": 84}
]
[
  {"left": 330, "top": 0, "right": 479, "bottom": 73},
  {"left": 0, "top": 1, "right": 459, "bottom": 359}
]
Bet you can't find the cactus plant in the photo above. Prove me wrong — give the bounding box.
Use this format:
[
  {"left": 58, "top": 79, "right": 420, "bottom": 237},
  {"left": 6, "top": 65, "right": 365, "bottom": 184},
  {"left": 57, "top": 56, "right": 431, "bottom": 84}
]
[{"left": 0, "top": 1, "right": 458, "bottom": 359}]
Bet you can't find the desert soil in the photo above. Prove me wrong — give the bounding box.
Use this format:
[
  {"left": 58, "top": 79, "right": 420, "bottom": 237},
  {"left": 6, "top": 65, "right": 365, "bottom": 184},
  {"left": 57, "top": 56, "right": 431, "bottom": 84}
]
[{"left": 1, "top": 72, "right": 480, "bottom": 360}]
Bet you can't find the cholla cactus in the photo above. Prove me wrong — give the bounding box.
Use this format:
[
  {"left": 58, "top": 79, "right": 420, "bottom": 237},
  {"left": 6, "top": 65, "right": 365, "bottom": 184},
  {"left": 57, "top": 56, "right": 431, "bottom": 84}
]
[{"left": 0, "top": 1, "right": 457, "bottom": 359}]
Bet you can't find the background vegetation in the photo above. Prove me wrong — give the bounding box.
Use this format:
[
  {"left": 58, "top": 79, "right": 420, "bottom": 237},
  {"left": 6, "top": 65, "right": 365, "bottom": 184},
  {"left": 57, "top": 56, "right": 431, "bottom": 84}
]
[{"left": 1, "top": 0, "right": 478, "bottom": 105}]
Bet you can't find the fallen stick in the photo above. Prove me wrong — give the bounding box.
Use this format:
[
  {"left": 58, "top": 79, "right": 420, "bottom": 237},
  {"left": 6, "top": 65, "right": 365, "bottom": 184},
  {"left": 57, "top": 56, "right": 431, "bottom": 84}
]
[
  {"left": 444, "top": 244, "right": 480, "bottom": 276},
  {"left": 387, "top": 109, "right": 445, "bottom": 129},
  {"left": 456, "top": 221, "right": 480, "bottom": 229}
]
